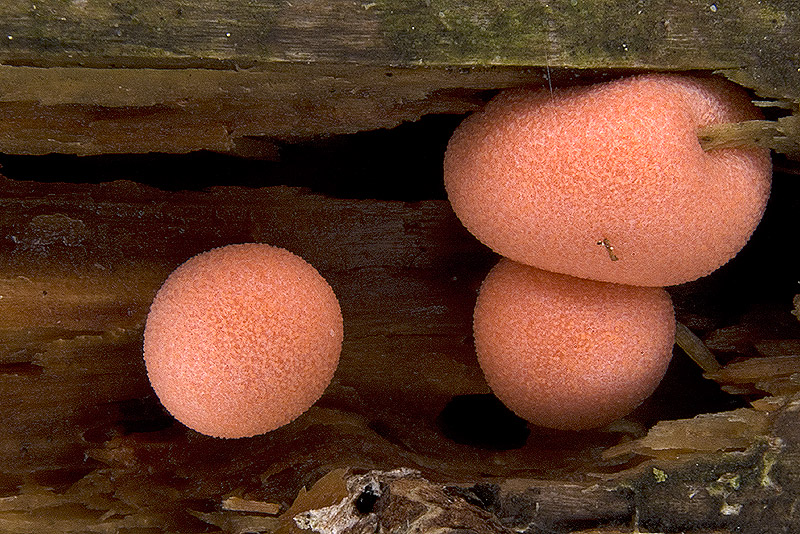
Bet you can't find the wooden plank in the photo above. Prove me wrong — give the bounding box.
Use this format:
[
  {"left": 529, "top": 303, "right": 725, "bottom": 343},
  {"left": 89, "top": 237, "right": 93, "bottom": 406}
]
[
  {"left": 0, "top": 64, "right": 558, "bottom": 155},
  {"left": 0, "top": 0, "right": 797, "bottom": 97},
  {"left": 0, "top": 1, "right": 797, "bottom": 155},
  {"left": 0, "top": 62, "right": 796, "bottom": 157}
]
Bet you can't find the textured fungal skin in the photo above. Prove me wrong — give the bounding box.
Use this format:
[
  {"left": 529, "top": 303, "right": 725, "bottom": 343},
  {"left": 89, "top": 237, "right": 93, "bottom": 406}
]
[
  {"left": 444, "top": 74, "right": 772, "bottom": 286},
  {"left": 474, "top": 259, "right": 675, "bottom": 430},
  {"left": 144, "top": 244, "right": 343, "bottom": 438}
]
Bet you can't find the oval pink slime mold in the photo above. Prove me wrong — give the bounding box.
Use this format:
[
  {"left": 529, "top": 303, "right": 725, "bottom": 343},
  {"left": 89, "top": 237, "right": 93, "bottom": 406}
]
[{"left": 445, "top": 74, "right": 772, "bottom": 286}]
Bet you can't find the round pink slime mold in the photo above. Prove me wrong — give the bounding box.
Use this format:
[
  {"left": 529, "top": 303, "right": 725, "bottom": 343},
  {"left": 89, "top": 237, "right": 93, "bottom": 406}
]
[
  {"left": 474, "top": 259, "right": 676, "bottom": 430},
  {"left": 144, "top": 243, "right": 343, "bottom": 438}
]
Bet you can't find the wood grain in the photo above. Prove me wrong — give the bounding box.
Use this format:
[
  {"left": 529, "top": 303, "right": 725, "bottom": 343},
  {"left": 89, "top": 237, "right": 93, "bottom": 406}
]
[
  {"left": 0, "top": 175, "right": 798, "bottom": 533},
  {"left": 0, "top": 0, "right": 796, "bottom": 94},
  {"left": 0, "top": 1, "right": 797, "bottom": 155}
]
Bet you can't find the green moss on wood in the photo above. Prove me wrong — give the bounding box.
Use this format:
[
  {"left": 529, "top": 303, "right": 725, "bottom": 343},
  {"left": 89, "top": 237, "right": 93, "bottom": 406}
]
[
  {"left": 380, "top": 0, "right": 551, "bottom": 64},
  {"left": 0, "top": 0, "right": 797, "bottom": 148},
  {"left": 378, "top": 0, "right": 799, "bottom": 100},
  {"left": 0, "top": 1, "right": 795, "bottom": 87},
  {"left": 0, "top": 0, "right": 279, "bottom": 62}
]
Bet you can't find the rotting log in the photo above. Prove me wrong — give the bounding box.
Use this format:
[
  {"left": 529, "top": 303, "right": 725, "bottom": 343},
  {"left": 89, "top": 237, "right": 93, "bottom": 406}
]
[
  {"left": 0, "top": 1, "right": 798, "bottom": 156},
  {"left": 1, "top": 1, "right": 800, "bottom": 532},
  {"left": 0, "top": 175, "right": 799, "bottom": 533}
]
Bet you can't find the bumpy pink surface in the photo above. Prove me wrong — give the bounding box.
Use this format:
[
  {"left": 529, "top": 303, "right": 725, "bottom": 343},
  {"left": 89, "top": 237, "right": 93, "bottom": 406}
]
[
  {"left": 144, "top": 244, "right": 343, "bottom": 438},
  {"left": 444, "top": 74, "right": 772, "bottom": 286},
  {"left": 474, "top": 259, "right": 675, "bottom": 430}
]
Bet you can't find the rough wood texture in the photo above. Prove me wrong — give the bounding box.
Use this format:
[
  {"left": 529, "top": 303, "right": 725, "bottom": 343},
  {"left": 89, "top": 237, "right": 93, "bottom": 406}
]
[
  {"left": 0, "top": 0, "right": 798, "bottom": 155},
  {"left": 284, "top": 431, "right": 797, "bottom": 534},
  {"left": 0, "top": 64, "right": 554, "bottom": 155},
  {"left": 0, "top": 174, "right": 799, "bottom": 533},
  {"left": 0, "top": 0, "right": 796, "bottom": 86}
]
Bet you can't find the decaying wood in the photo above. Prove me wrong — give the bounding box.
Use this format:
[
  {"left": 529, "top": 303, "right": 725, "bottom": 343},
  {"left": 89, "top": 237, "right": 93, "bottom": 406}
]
[
  {"left": 0, "top": 174, "right": 798, "bottom": 533},
  {"left": 271, "top": 395, "right": 798, "bottom": 534},
  {"left": 698, "top": 117, "right": 800, "bottom": 159},
  {"left": 0, "top": 63, "right": 795, "bottom": 158},
  {"left": 675, "top": 322, "right": 722, "bottom": 374},
  {"left": 706, "top": 356, "right": 800, "bottom": 396},
  {"left": 0, "top": 1, "right": 798, "bottom": 156},
  {"left": 0, "top": 176, "right": 495, "bottom": 486},
  {"left": 1, "top": 2, "right": 799, "bottom": 528},
  {"left": 187, "top": 407, "right": 798, "bottom": 534},
  {"left": 0, "top": 0, "right": 797, "bottom": 93},
  {"left": 0, "top": 64, "right": 550, "bottom": 155}
]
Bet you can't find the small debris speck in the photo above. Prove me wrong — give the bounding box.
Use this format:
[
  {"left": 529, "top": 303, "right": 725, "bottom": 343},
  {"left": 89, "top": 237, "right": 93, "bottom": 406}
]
[
  {"left": 721, "top": 503, "right": 742, "bottom": 516},
  {"left": 653, "top": 467, "right": 668, "bottom": 483}
]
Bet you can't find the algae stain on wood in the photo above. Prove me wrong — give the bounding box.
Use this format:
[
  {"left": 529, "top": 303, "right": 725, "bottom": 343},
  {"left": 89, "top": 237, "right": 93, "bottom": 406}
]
[
  {"left": 0, "top": 0, "right": 796, "bottom": 101},
  {"left": 378, "top": 0, "right": 800, "bottom": 100},
  {"left": 0, "top": 0, "right": 280, "bottom": 62},
  {"left": 378, "top": 0, "right": 683, "bottom": 65},
  {"left": 377, "top": 0, "right": 552, "bottom": 64}
]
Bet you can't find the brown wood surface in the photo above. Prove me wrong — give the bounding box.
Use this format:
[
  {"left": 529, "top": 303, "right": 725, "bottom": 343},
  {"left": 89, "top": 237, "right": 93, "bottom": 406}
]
[
  {"left": 0, "top": 0, "right": 796, "bottom": 88},
  {"left": 0, "top": 1, "right": 797, "bottom": 156},
  {"left": 0, "top": 174, "right": 798, "bottom": 533},
  {"left": 0, "top": 3, "right": 799, "bottom": 529}
]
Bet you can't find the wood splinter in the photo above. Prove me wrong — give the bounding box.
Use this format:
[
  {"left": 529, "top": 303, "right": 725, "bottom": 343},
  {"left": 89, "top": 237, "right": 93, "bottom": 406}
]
[
  {"left": 221, "top": 496, "right": 281, "bottom": 515},
  {"left": 597, "top": 238, "right": 619, "bottom": 261}
]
